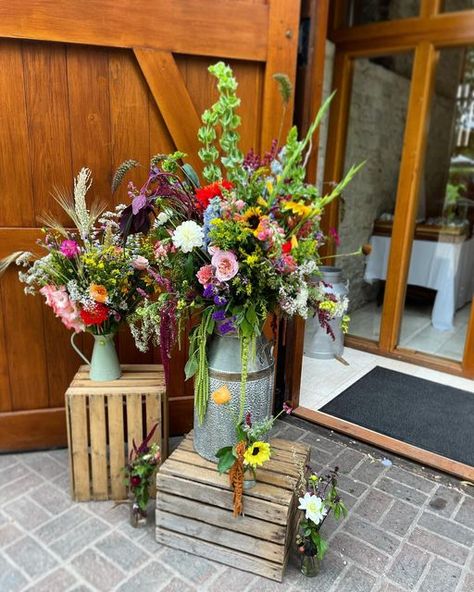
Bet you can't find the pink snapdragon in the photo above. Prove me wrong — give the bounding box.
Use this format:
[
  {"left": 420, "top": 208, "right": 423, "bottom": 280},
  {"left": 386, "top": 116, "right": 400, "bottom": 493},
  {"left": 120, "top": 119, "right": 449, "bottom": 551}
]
[
  {"left": 59, "top": 240, "right": 80, "bottom": 258},
  {"left": 40, "top": 285, "right": 84, "bottom": 333},
  {"left": 196, "top": 264, "right": 213, "bottom": 285},
  {"left": 211, "top": 250, "right": 239, "bottom": 282}
]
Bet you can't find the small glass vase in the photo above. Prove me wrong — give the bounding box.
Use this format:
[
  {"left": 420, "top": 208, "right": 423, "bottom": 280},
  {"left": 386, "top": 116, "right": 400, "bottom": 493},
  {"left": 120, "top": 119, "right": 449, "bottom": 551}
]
[
  {"left": 243, "top": 466, "right": 257, "bottom": 489},
  {"left": 300, "top": 553, "right": 321, "bottom": 577},
  {"left": 130, "top": 501, "right": 147, "bottom": 528}
]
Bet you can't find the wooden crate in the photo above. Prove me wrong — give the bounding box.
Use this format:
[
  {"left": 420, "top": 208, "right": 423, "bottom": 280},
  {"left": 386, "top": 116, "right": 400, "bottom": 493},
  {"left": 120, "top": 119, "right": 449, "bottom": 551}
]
[
  {"left": 66, "top": 364, "right": 167, "bottom": 502},
  {"left": 156, "top": 433, "right": 310, "bottom": 582}
]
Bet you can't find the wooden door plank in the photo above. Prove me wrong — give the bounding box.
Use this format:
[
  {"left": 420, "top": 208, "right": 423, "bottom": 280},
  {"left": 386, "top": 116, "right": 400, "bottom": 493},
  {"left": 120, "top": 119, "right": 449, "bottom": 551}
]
[
  {"left": 69, "top": 395, "right": 90, "bottom": 500},
  {"left": 89, "top": 394, "right": 108, "bottom": 499},
  {"left": 134, "top": 48, "right": 202, "bottom": 173},
  {"left": 0, "top": 40, "right": 35, "bottom": 227},
  {"left": 380, "top": 42, "right": 438, "bottom": 351},
  {"left": 0, "top": 286, "right": 11, "bottom": 412},
  {"left": 0, "top": 407, "right": 67, "bottom": 451},
  {"left": 462, "top": 299, "right": 474, "bottom": 379},
  {"left": 108, "top": 393, "right": 126, "bottom": 499},
  {"left": 0, "top": 1, "right": 268, "bottom": 61},
  {"left": 260, "top": 0, "right": 301, "bottom": 150}
]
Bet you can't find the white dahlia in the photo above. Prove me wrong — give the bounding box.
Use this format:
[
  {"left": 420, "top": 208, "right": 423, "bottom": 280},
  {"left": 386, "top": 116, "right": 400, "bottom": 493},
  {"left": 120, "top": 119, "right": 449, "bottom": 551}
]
[{"left": 172, "top": 221, "right": 204, "bottom": 253}]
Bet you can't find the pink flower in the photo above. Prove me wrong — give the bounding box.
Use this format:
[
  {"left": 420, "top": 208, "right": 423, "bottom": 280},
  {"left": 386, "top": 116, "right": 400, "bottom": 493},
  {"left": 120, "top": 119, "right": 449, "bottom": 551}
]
[
  {"left": 282, "top": 255, "right": 297, "bottom": 273},
  {"left": 132, "top": 256, "right": 149, "bottom": 270},
  {"left": 235, "top": 199, "right": 245, "bottom": 211},
  {"left": 211, "top": 250, "right": 239, "bottom": 282},
  {"left": 40, "top": 285, "right": 84, "bottom": 333},
  {"left": 60, "top": 240, "right": 80, "bottom": 258},
  {"left": 196, "top": 264, "right": 213, "bottom": 285},
  {"left": 153, "top": 241, "right": 168, "bottom": 259}
]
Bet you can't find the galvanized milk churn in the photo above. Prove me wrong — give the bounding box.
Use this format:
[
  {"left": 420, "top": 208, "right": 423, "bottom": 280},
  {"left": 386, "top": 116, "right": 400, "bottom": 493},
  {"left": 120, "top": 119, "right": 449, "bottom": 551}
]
[
  {"left": 194, "top": 332, "right": 274, "bottom": 462},
  {"left": 304, "top": 266, "right": 349, "bottom": 359}
]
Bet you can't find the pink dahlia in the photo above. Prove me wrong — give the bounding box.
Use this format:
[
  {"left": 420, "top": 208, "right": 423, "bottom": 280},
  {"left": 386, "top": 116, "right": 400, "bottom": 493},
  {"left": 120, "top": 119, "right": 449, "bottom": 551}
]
[
  {"left": 211, "top": 250, "right": 239, "bottom": 282},
  {"left": 40, "top": 285, "right": 84, "bottom": 333},
  {"left": 196, "top": 264, "right": 213, "bottom": 286}
]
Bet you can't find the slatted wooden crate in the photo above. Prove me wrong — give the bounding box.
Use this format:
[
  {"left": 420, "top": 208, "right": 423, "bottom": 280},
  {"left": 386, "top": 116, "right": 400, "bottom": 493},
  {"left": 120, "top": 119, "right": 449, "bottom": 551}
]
[
  {"left": 156, "top": 433, "right": 310, "bottom": 582},
  {"left": 66, "top": 364, "right": 167, "bottom": 502}
]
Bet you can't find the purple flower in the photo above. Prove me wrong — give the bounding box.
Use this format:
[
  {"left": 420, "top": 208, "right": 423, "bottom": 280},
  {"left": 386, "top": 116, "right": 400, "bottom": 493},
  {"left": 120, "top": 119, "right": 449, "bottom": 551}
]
[
  {"left": 213, "top": 295, "right": 227, "bottom": 306},
  {"left": 203, "top": 284, "right": 216, "bottom": 299},
  {"left": 60, "top": 240, "right": 80, "bottom": 258},
  {"left": 212, "top": 309, "right": 226, "bottom": 321},
  {"left": 283, "top": 402, "right": 293, "bottom": 415},
  {"left": 132, "top": 193, "right": 148, "bottom": 215},
  {"left": 219, "top": 319, "right": 236, "bottom": 335}
]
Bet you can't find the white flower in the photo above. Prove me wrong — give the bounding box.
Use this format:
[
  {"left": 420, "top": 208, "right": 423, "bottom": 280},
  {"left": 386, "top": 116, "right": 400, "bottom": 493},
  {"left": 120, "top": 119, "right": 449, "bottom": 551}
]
[
  {"left": 172, "top": 221, "right": 204, "bottom": 253},
  {"left": 156, "top": 211, "right": 169, "bottom": 225},
  {"left": 298, "top": 493, "right": 327, "bottom": 525}
]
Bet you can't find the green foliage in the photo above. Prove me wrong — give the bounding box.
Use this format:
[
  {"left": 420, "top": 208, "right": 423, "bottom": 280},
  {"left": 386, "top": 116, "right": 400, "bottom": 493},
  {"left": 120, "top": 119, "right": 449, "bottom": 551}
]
[
  {"left": 273, "top": 73, "right": 293, "bottom": 104},
  {"left": 198, "top": 62, "right": 244, "bottom": 184},
  {"left": 216, "top": 446, "right": 236, "bottom": 473},
  {"left": 111, "top": 159, "right": 139, "bottom": 193}
]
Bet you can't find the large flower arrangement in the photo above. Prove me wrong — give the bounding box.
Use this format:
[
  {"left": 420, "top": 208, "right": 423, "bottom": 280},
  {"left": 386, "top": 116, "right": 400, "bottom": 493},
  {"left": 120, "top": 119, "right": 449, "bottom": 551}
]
[
  {"left": 10, "top": 168, "right": 155, "bottom": 336},
  {"left": 115, "top": 62, "right": 361, "bottom": 422}
]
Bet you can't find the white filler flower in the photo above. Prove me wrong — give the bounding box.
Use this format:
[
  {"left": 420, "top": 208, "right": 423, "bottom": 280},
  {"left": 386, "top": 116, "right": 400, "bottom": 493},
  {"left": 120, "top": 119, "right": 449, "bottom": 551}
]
[
  {"left": 172, "top": 220, "right": 204, "bottom": 253},
  {"left": 298, "top": 493, "right": 327, "bottom": 525}
]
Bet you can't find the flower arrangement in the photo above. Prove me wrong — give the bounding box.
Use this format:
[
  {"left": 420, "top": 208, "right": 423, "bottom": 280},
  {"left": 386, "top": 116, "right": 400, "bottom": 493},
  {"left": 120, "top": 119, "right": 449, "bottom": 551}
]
[
  {"left": 214, "top": 396, "right": 292, "bottom": 516},
  {"left": 113, "top": 61, "right": 362, "bottom": 422},
  {"left": 8, "top": 168, "right": 155, "bottom": 337},
  {"left": 123, "top": 423, "right": 161, "bottom": 527},
  {"left": 296, "top": 464, "right": 347, "bottom": 575}
]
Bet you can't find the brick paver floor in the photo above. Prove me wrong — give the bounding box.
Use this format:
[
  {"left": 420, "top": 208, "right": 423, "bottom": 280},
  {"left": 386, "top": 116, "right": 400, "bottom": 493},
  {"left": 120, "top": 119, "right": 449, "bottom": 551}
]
[{"left": 0, "top": 416, "right": 473, "bottom": 591}]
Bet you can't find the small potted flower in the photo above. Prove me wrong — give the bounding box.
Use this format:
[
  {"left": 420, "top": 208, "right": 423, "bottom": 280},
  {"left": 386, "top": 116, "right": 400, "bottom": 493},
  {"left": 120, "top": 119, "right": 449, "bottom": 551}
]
[
  {"left": 123, "top": 424, "right": 160, "bottom": 528},
  {"left": 296, "top": 465, "right": 347, "bottom": 576}
]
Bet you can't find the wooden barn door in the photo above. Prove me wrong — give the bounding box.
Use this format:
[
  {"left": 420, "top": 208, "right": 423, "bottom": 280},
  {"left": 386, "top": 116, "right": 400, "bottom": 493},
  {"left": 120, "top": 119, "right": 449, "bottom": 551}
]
[{"left": 0, "top": 0, "right": 300, "bottom": 450}]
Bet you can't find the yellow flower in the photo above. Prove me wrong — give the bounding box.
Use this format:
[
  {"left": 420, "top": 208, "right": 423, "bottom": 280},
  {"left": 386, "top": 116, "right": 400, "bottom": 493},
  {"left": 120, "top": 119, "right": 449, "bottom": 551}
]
[
  {"left": 291, "top": 235, "right": 298, "bottom": 250},
  {"left": 319, "top": 301, "right": 337, "bottom": 314},
  {"left": 265, "top": 180, "right": 273, "bottom": 194},
  {"left": 257, "top": 196, "right": 268, "bottom": 208},
  {"left": 89, "top": 284, "right": 108, "bottom": 303},
  {"left": 212, "top": 385, "right": 232, "bottom": 405},
  {"left": 245, "top": 255, "right": 259, "bottom": 267},
  {"left": 241, "top": 207, "right": 262, "bottom": 229},
  {"left": 244, "top": 441, "right": 271, "bottom": 467},
  {"left": 283, "top": 201, "right": 312, "bottom": 217}
]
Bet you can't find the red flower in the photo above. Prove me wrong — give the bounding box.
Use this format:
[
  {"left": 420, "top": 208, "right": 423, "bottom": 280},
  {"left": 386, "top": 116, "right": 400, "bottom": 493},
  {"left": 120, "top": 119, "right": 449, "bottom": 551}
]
[
  {"left": 80, "top": 303, "right": 109, "bottom": 326},
  {"left": 282, "top": 240, "right": 292, "bottom": 254},
  {"left": 130, "top": 475, "right": 141, "bottom": 487},
  {"left": 195, "top": 180, "right": 233, "bottom": 209}
]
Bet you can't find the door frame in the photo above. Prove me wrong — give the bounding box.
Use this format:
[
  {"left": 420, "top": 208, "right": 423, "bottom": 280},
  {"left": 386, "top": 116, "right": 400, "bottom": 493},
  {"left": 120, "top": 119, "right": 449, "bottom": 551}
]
[{"left": 286, "top": 0, "right": 474, "bottom": 481}]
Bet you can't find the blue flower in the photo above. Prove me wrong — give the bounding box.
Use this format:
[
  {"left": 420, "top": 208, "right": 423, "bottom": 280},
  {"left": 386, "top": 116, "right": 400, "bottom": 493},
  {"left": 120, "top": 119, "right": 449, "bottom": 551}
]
[
  {"left": 203, "top": 284, "right": 215, "bottom": 299},
  {"left": 203, "top": 197, "right": 221, "bottom": 247},
  {"left": 214, "top": 295, "right": 227, "bottom": 306},
  {"left": 212, "top": 309, "right": 226, "bottom": 321}
]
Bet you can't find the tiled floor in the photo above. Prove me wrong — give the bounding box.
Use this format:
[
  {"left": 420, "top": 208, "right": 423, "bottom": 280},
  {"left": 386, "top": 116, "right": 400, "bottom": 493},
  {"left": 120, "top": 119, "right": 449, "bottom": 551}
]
[
  {"left": 348, "top": 301, "right": 471, "bottom": 362},
  {"left": 1, "top": 417, "right": 473, "bottom": 591},
  {"left": 300, "top": 347, "right": 474, "bottom": 411}
]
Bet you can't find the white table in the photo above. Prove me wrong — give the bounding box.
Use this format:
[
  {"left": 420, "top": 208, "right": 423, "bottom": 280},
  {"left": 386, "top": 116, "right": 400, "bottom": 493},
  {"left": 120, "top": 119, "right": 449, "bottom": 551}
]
[{"left": 364, "top": 235, "right": 474, "bottom": 331}]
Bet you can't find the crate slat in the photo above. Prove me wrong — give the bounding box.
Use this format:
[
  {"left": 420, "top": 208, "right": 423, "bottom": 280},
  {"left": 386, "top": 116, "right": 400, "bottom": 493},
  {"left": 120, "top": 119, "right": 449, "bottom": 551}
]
[
  {"left": 89, "top": 394, "right": 108, "bottom": 500},
  {"left": 156, "top": 435, "right": 310, "bottom": 581},
  {"left": 69, "top": 394, "right": 90, "bottom": 501},
  {"left": 108, "top": 393, "right": 127, "bottom": 500},
  {"left": 126, "top": 392, "right": 143, "bottom": 458}
]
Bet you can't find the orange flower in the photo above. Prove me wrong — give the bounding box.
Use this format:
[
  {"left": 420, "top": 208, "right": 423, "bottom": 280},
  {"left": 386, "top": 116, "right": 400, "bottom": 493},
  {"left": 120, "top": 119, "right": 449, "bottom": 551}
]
[
  {"left": 89, "top": 283, "right": 108, "bottom": 303},
  {"left": 212, "top": 385, "right": 232, "bottom": 405}
]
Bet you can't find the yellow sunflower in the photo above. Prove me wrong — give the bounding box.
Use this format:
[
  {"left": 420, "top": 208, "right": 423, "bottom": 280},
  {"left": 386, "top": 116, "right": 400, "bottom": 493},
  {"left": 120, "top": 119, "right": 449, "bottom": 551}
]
[
  {"left": 243, "top": 441, "right": 271, "bottom": 467},
  {"left": 241, "top": 206, "right": 262, "bottom": 229}
]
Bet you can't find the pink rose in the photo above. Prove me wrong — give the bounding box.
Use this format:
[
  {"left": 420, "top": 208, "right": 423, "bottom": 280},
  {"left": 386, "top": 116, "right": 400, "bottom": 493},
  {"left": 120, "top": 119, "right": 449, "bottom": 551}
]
[
  {"left": 132, "top": 256, "right": 149, "bottom": 270},
  {"left": 196, "top": 264, "right": 213, "bottom": 285},
  {"left": 40, "top": 285, "right": 84, "bottom": 333},
  {"left": 211, "top": 250, "right": 239, "bottom": 282}
]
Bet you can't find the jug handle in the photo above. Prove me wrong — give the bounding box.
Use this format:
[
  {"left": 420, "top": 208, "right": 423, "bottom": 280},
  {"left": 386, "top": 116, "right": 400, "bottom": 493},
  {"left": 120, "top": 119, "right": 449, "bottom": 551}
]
[{"left": 70, "top": 333, "right": 91, "bottom": 366}]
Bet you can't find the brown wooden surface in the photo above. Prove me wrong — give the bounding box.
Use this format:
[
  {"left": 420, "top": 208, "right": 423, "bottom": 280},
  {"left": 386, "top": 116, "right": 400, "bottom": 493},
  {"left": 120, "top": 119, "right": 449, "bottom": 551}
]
[
  {"left": 156, "top": 433, "right": 310, "bottom": 582},
  {"left": 294, "top": 406, "right": 474, "bottom": 482},
  {"left": 462, "top": 299, "right": 474, "bottom": 379},
  {"left": 66, "top": 365, "right": 165, "bottom": 501},
  {"left": 0, "top": 0, "right": 300, "bottom": 450}
]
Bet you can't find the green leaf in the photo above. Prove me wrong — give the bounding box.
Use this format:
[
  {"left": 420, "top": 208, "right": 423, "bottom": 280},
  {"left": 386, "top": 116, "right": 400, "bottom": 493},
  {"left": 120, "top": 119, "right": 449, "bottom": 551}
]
[
  {"left": 184, "top": 355, "right": 198, "bottom": 380},
  {"left": 217, "top": 448, "right": 237, "bottom": 474},
  {"left": 182, "top": 163, "right": 200, "bottom": 188},
  {"left": 215, "top": 446, "right": 233, "bottom": 458}
]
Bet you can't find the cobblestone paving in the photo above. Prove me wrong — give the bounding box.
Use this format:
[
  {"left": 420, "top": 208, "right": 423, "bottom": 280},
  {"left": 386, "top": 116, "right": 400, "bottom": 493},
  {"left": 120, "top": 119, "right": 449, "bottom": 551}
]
[{"left": 0, "top": 416, "right": 473, "bottom": 591}]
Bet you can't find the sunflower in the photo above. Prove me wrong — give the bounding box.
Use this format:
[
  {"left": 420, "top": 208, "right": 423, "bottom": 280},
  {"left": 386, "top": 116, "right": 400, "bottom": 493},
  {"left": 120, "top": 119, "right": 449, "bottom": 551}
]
[
  {"left": 241, "top": 206, "right": 262, "bottom": 230},
  {"left": 243, "top": 441, "right": 271, "bottom": 467}
]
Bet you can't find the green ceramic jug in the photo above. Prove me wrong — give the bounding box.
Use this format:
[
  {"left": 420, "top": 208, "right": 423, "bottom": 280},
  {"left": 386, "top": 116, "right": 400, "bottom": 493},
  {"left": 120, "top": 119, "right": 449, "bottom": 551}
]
[{"left": 71, "top": 332, "right": 121, "bottom": 381}]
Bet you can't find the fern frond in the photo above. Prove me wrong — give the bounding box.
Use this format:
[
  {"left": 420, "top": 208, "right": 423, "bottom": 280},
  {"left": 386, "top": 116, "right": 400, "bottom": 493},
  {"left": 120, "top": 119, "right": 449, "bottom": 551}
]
[
  {"left": 112, "top": 159, "right": 139, "bottom": 193},
  {"left": 273, "top": 73, "right": 293, "bottom": 104}
]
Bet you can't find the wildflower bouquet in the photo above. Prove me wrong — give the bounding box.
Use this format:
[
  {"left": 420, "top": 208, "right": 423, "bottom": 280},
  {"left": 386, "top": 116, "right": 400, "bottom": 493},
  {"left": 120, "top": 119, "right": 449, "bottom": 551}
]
[
  {"left": 296, "top": 465, "right": 347, "bottom": 572},
  {"left": 123, "top": 424, "right": 161, "bottom": 527},
  {"left": 214, "top": 395, "right": 292, "bottom": 516},
  {"left": 11, "top": 168, "right": 155, "bottom": 338},
  {"left": 116, "top": 61, "right": 361, "bottom": 423}
]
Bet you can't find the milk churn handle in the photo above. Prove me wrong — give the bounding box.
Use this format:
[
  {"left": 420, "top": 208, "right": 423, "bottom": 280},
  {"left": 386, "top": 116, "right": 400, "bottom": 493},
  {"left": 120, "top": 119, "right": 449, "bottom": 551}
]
[{"left": 70, "top": 332, "right": 91, "bottom": 366}]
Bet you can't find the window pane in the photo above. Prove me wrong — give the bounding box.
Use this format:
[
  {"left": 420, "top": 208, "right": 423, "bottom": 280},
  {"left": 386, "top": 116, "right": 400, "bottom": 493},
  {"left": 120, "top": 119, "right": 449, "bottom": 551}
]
[
  {"left": 337, "top": 53, "right": 414, "bottom": 342},
  {"left": 443, "top": 0, "right": 474, "bottom": 12},
  {"left": 348, "top": 0, "right": 420, "bottom": 26},
  {"left": 399, "top": 47, "right": 474, "bottom": 361}
]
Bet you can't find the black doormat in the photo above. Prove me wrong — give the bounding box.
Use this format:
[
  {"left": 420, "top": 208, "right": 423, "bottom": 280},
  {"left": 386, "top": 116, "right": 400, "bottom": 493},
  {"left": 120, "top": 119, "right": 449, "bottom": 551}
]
[{"left": 320, "top": 366, "right": 474, "bottom": 467}]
